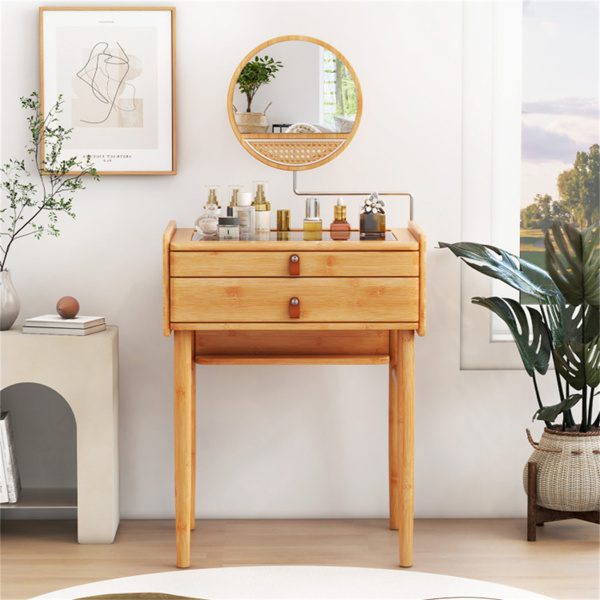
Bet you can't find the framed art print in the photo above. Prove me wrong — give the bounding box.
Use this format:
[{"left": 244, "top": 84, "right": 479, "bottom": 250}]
[{"left": 40, "top": 7, "right": 176, "bottom": 175}]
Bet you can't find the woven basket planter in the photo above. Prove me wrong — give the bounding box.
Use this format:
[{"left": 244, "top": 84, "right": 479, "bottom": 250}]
[
  {"left": 233, "top": 102, "right": 271, "bottom": 134},
  {"left": 523, "top": 428, "right": 600, "bottom": 512}
]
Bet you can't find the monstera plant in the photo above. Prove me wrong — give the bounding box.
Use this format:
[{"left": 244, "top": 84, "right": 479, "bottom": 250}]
[{"left": 440, "top": 221, "right": 599, "bottom": 432}]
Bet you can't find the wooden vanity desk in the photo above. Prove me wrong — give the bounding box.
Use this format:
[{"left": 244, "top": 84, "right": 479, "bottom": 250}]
[{"left": 163, "top": 221, "right": 426, "bottom": 569}]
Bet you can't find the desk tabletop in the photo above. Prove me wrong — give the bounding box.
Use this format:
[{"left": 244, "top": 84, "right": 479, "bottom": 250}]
[{"left": 169, "top": 227, "right": 420, "bottom": 251}]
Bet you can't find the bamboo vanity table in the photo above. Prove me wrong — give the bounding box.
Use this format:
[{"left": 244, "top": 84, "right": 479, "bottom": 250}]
[{"left": 163, "top": 36, "right": 427, "bottom": 569}]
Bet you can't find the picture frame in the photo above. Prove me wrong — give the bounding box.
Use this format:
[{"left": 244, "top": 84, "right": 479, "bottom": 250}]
[{"left": 40, "top": 7, "right": 177, "bottom": 175}]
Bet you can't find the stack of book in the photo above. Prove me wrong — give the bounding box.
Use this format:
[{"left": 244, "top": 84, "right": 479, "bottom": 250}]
[
  {"left": 22, "top": 314, "right": 106, "bottom": 336},
  {"left": 0, "top": 412, "right": 21, "bottom": 504}
]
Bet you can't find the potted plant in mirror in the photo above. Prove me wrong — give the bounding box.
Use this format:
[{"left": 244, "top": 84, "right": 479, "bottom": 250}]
[
  {"left": 0, "top": 92, "right": 98, "bottom": 330},
  {"left": 440, "top": 220, "right": 599, "bottom": 514},
  {"left": 234, "top": 55, "right": 283, "bottom": 133}
]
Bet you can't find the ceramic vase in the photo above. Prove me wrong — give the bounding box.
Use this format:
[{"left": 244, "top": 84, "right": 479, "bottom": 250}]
[{"left": 0, "top": 270, "right": 20, "bottom": 330}]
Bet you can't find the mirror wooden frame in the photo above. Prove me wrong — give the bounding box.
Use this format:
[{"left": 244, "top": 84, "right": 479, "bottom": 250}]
[{"left": 227, "top": 35, "right": 362, "bottom": 171}]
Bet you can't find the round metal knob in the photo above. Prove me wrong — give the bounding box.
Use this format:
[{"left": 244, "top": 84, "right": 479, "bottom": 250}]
[
  {"left": 291, "top": 255, "right": 299, "bottom": 263},
  {"left": 291, "top": 298, "right": 299, "bottom": 306}
]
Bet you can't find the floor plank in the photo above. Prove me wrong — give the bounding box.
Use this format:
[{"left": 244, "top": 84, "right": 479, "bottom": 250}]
[{"left": 1, "top": 519, "right": 598, "bottom": 600}]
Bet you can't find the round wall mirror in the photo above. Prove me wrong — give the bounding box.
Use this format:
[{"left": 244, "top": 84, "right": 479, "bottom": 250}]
[{"left": 227, "top": 35, "right": 362, "bottom": 171}]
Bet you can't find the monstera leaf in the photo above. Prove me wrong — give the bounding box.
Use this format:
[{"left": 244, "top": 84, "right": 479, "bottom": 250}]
[
  {"left": 554, "top": 336, "right": 600, "bottom": 390},
  {"left": 533, "top": 393, "right": 582, "bottom": 423},
  {"left": 439, "top": 241, "right": 563, "bottom": 302},
  {"left": 546, "top": 222, "right": 600, "bottom": 391},
  {"left": 562, "top": 303, "right": 600, "bottom": 343},
  {"left": 545, "top": 221, "right": 599, "bottom": 308},
  {"left": 472, "top": 297, "right": 552, "bottom": 376}
]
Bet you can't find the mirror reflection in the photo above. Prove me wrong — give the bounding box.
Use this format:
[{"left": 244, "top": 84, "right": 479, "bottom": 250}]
[{"left": 232, "top": 41, "right": 359, "bottom": 134}]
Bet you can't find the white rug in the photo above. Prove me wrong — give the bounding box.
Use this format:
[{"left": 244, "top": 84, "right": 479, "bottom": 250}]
[{"left": 30, "top": 566, "right": 555, "bottom": 600}]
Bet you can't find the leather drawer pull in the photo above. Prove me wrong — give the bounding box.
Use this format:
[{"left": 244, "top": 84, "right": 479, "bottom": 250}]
[
  {"left": 289, "top": 254, "right": 300, "bottom": 276},
  {"left": 289, "top": 297, "right": 300, "bottom": 319}
]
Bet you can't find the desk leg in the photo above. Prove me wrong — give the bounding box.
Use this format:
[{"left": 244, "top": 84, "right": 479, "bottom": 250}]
[
  {"left": 174, "top": 330, "right": 195, "bottom": 568},
  {"left": 398, "top": 330, "right": 415, "bottom": 568},
  {"left": 389, "top": 331, "right": 400, "bottom": 531},
  {"left": 191, "top": 335, "right": 196, "bottom": 532}
]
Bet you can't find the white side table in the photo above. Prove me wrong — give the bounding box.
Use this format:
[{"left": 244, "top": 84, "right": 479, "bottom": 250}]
[{"left": 0, "top": 326, "right": 120, "bottom": 543}]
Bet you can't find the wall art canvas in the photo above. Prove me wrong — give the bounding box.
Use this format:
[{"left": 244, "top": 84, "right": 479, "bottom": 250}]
[{"left": 40, "top": 8, "right": 176, "bottom": 174}]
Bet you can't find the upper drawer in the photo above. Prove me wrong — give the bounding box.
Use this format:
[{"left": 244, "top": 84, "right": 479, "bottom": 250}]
[
  {"left": 170, "top": 251, "right": 418, "bottom": 277},
  {"left": 170, "top": 277, "right": 419, "bottom": 323}
]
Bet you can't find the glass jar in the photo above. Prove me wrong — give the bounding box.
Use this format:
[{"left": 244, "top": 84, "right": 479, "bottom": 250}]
[{"left": 218, "top": 216, "right": 240, "bottom": 240}]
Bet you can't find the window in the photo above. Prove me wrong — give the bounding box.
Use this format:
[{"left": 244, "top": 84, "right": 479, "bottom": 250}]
[
  {"left": 320, "top": 48, "right": 358, "bottom": 129},
  {"left": 461, "top": 0, "right": 599, "bottom": 369},
  {"left": 519, "top": 1, "right": 599, "bottom": 274}
]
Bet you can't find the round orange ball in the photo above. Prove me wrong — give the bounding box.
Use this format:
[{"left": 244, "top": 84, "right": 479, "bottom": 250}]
[{"left": 57, "top": 296, "right": 80, "bottom": 319}]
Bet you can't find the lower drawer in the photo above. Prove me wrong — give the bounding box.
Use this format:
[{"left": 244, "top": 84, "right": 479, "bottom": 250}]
[{"left": 170, "top": 278, "right": 418, "bottom": 323}]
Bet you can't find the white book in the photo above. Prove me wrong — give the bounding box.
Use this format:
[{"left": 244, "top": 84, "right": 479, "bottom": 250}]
[
  {"left": 0, "top": 443, "right": 9, "bottom": 503},
  {"left": 24, "top": 314, "right": 105, "bottom": 329},
  {"left": 22, "top": 324, "right": 107, "bottom": 336},
  {"left": 0, "top": 412, "right": 21, "bottom": 503}
]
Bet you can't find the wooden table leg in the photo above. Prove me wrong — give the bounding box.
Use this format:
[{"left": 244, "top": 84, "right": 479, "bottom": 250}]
[
  {"left": 191, "top": 334, "right": 196, "bottom": 532},
  {"left": 398, "top": 330, "right": 415, "bottom": 568},
  {"left": 389, "top": 330, "right": 400, "bottom": 531},
  {"left": 174, "top": 330, "right": 195, "bottom": 568},
  {"left": 527, "top": 461, "right": 537, "bottom": 542}
]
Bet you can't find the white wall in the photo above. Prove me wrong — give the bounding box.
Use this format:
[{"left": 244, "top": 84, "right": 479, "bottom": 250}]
[{"left": 1, "top": 0, "right": 553, "bottom": 520}]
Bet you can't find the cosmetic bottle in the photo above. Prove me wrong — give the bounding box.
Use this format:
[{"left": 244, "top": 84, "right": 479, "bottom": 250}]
[
  {"left": 218, "top": 216, "right": 240, "bottom": 240},
  {"left": 195, "top": 186, "right": 221, "bottom": 238},
  {"left": 229, "top": 185, "right": 243, "bottom": 209},
  {"left": 277, "top": 209, "right": 291, "bottom": 241},
  {"left": 303, "top": 198, "right": 322, "bottom": 241},
  {"left": 360, "top": 192, "right": 386, "bottom": 240},
  {"left": 233, "top": 191, "right": 255, "bottom": 240},
  {"left": 330, "top": 197, "right": 351, "bottom": 241},
  {"left": 253, "top": 181, "right": 271, "bottom": 237}
]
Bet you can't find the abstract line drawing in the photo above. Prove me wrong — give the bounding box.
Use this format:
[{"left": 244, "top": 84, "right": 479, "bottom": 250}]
[
  {"left": 41, "top": 6, "right": 175, "bottom": 172},
  {"left": 76, "top": 41, "right": 138, "bottom": 125}
]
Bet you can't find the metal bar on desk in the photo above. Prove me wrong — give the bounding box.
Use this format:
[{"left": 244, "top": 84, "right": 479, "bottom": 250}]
[{"left": 292, "top": 171, "right": 415, "bottom": 221}]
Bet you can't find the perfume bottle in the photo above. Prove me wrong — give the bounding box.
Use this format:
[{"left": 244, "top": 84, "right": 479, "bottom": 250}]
[
  {"left": 233, "top": 191, "right": 255, "bottom": 240},
  {"left": 330, "top": 197, "right": 351, "bottom": 241},
  {"left": 303, "top": 198, "right": 322, "bottom": 241},
  {"left": 277, "top": 209, "right": 291, "bottom": 241},
  {"left": 195, "top": 186, "right": 221, "bottom": 238},
  {"left": 360, "top": 192, "right": 386, "bottom": 240},
  {"left": 253, "top": 181, "right": 271, "bottom": 236}
]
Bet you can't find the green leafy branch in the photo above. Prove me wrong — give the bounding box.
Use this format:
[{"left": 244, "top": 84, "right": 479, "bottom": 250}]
[
  {"left": 0, "top": 92, "right": 99, "bottom": 271},
  {"left": 237, "top": 55, "right": 283, "bottom": 112}
]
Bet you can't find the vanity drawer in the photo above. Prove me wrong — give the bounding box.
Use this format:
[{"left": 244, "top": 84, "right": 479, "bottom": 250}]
[
  {"left": 170, "top": 277, "right": 419, "bottom": 323},
  {"left": 170, "top": 251, "right": 418, "bottom": 278}
]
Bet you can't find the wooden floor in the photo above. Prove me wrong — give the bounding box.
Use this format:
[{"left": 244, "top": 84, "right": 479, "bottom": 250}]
[{"left": 1, "top": 519, "right": 598, "bottom": 600}]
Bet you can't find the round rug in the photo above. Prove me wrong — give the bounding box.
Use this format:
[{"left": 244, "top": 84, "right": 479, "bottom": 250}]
[{"left": 30, "top": 566, "right": 555, "bottom": 600}]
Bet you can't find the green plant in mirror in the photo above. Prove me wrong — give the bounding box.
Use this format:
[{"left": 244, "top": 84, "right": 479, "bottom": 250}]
[
  {"left": 237, "top": 55, "right": 283, "bottom": 112},
  {"left": 0, "top": 92, "right": 99, "bottom": 271},
  {"left": 440, "top": 220, "right": 599, "bottom": 432}
]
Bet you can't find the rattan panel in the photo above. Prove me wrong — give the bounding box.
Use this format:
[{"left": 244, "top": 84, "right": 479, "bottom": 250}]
[{"left": 246, "top": 140, "right": 345, "bottom": 167}]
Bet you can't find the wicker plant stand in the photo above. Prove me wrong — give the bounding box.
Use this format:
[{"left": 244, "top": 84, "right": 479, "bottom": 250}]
[{"left": 527, "top": 462, "right": 600, "bottom": 541}]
